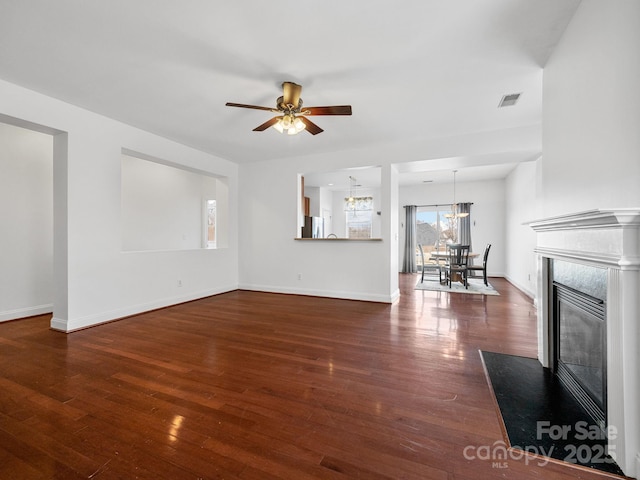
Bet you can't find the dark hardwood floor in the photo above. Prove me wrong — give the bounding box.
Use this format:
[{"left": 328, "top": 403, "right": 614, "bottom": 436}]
[{"left": 0, "top": 276, "right": 624, "bottom": 479}]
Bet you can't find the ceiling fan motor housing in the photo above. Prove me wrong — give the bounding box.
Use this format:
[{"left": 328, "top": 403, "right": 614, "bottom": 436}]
[{"left": 276, "top": 96, "right": 303, "bottom": 113}]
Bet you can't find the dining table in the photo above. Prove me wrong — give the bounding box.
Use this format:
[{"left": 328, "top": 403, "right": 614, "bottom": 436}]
[
  {"left": 429, "top": 251, "right": 480, "bottom": 261},
  {"left": 428, "top": 250, "right": 480, "bottom": 284}
]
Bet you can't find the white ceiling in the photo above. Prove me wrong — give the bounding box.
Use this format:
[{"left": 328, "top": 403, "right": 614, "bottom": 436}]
[{"left": 0, "top": 1, "right": 580, "bottom": 183}]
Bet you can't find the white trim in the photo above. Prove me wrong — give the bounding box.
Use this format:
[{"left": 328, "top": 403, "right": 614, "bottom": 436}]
[
  {"left": 533, "top": 247, "right": 632, "bottom": 269},
  {"left": 50, "top": 285, "right": 238, "bottom": 333},
  {"left": 0, "top": 304, "right": 53, "bottom": 322},
  {"left": 389, "top": 288, "right": 400, "bottom": 303},
  {"left": 528, "top": 208, "right": 640, "bottom": 232},
  {"left": 503, "top": 274, "right": 534, "bottom": 300},
  {"left": 238, "top": 283, "right": 398, "bottom": 304},
  {"left": 607, "top": 269, "right": 625, "bottom": 465},
  {"left": 50, "top": 316, "right": 68, "bottom": 331}
]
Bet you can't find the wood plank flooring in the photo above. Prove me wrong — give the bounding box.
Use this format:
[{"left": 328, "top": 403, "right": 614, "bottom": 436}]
[{"left": 0, "top": 276, "right": 625, "bottom": 479}]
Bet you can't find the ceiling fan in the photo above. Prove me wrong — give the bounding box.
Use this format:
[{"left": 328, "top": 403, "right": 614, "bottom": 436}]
[{"left": 225, "top": 81, "right": 352, "bottom": 135}]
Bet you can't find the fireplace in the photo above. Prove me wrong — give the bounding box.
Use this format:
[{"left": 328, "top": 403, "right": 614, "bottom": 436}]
[
  {"left": 529, "top": 209, "right": 640, "bottom": 478},
  {"left": 552, "top": 260, "right": 607, "bottom": 427}
]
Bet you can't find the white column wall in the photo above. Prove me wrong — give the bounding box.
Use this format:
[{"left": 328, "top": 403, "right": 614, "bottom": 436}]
[
  {"left": 504, "top": 160, "right": 539, "bottom": 298},
  {"left": 382, "top": 164, "right": 400, "bottom": 300}
]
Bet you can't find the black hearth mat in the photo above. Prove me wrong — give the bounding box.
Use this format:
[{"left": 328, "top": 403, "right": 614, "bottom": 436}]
[{"left": 480, "top": 351, "right": 623, "bottom": 476}]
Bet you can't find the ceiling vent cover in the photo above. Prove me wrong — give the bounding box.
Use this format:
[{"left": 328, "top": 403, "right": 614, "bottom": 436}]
[{"left": 498, "top": 93, "right": 521, "bottom": 108}]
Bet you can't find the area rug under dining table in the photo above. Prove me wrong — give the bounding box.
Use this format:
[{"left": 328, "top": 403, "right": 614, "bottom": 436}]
[{"left": 415, "top": 276, "right": 499, "bottom": 295}]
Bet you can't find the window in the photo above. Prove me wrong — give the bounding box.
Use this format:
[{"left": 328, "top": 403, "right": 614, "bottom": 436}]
[
  {"left": 345, "top": 196, "right": 373, "bottom": 239},
  {"left": 416, "top": 206, "right": 456, "bottom": 254},
  {"left": 346, "top": 210, "right": 373, "bottom": 238},
  {"left": 205, "top": 199, "right": 216, "bottom": 248}
]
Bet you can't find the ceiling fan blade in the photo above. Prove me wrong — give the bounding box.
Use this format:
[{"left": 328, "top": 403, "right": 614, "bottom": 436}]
[
  {"left": 226, "top": 102, "right": 275, "bottom": 112},
  {"left": 252, "top": 116, "right": 281, "bottom": 132},
  {"left": 304, "top": 105, "right": 352, "bottom": 116},
  {"left": 298, "top": 116, "right": 324, "bottom": 135},
  {"left": 282, "top": 82, "right": 302, "bottom": 108}
]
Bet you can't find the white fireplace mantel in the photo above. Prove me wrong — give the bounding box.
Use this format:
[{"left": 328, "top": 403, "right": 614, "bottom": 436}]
[
  {"left": 529, "top": 208, "right": 640, "bottom": 478},
  {"left": 530, "top": 208, "right": 640, "bottom": 270},
  {"left": 529, "top": 208, "right": 640, "bottom": 231}
]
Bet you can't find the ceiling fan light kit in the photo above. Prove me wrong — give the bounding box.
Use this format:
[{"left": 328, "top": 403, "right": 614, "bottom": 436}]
[
  {"left": 273, "top": 114, "right": 306, "bottom": 135},
  {"left": 226, "top": 82, "right": 352, "bottom": 136}
]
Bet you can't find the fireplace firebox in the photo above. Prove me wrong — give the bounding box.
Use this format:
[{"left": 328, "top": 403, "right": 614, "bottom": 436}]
[{"left": 552, "top": 259, "right": 607, "bottom": 428}]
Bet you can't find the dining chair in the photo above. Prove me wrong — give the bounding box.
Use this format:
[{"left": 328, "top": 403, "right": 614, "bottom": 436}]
[
  {"left": 418, "top": 244, "right": 443, "bottom": 282},
  {"left": 441, "top": 244, "right": 470, "bottom": 289},
  {"left": 468, "top": 243, "right": 491, "bottom": 286}
]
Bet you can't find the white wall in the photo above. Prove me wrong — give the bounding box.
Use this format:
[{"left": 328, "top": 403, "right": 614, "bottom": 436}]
[
  {"left": 504, "top": 160, "right": 539, "bottom": 298},
  {"left": 0, "top": 78, "right": 239, "bottom": 332},
  {"left": 542, "top": 0, "right": 640, "bottom": 216},
  {"left": 305, "top": 186, "right": 321, "bottom": 217},
  {"left": 399, "top": 179, "right": 506, "bottom": 277},
  {"left": 0, "top": 122, "right": 53, "bottom": 321},
  {"left": 318, "top": 187, "right": 333, "bottom": 237},
  {"left": 215, "top": 177, "right": 230, "bottom": 249},
  {"left": 330, "top": 190, "right": 347, "bottom": 238}
]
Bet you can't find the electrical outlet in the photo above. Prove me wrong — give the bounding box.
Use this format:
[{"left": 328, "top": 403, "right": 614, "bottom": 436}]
[
  {"left": 177, "top": 279, "right": 182, "bottom": 287},
  {"left": 297, "top": 273, "right": 302, "bottom": 280}
]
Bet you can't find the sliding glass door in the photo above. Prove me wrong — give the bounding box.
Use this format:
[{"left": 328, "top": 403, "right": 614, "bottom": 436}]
[{"left": 416, "top": 206, "right": 455, "bottom": 255}]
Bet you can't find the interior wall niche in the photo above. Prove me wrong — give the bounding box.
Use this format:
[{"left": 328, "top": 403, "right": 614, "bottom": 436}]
[{"left": 121, "top": 152, "right": 228, "bottom": 252}]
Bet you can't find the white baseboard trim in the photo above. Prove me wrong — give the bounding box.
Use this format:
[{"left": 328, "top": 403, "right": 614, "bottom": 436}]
[
  {"left": 50, "top": 284, "right": 238, "bottom": 333},
  {"left": 503, "top": 274, "right": 535, "bottom": 300},
  {"left": 389, "top": 288, "right": 401, "bottom": 303},
  {"left": 0, "top": 304, "right": 53, "bottom": 322},
  {"left": 239, "top": 283, "right": 398, "bottom": 304},
  {"left": 50, "top": 316, "right": 68, "bottom": 331}
]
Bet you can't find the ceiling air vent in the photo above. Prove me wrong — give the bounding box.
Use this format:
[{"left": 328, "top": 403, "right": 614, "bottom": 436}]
[{"left": 498, "top": 93, "right": 521, "bottom": 108}]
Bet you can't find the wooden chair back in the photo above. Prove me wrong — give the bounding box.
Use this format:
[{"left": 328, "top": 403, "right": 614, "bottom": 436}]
[{"left": 447, "top": 244, "right": 470, "bottom": 267}]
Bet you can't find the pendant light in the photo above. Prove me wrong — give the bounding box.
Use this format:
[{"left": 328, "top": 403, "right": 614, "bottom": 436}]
[
  {"left": 346, "top": 176, "right": 357, "bottom": 210},
  {"left": 444, "top": 170, "right": 469, "bottom": 219}
]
